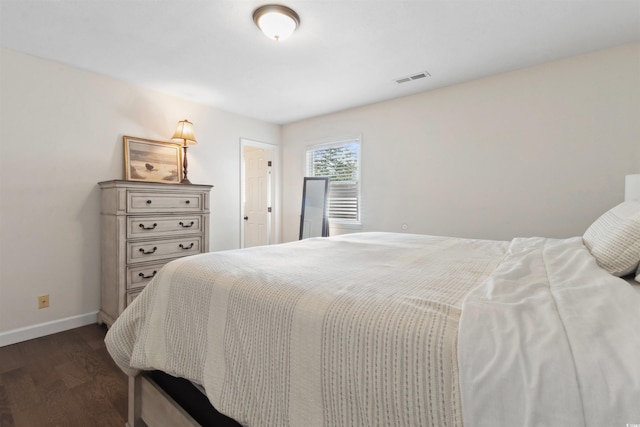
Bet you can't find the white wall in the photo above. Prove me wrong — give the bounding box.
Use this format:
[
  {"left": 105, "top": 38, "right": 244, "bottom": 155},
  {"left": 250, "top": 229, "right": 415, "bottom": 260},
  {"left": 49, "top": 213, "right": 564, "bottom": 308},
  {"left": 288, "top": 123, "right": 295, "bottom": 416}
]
[
  {"left": 0, "top": 48, "right": 280, "bottom": 342},
  {"left": 281, "top": 43, "right": 640, "bottom": 243}
]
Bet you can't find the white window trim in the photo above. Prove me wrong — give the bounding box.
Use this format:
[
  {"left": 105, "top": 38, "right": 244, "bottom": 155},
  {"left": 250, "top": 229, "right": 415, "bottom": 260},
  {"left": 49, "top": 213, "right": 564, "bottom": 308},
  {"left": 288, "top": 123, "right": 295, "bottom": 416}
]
[{"left": 305, "top": 135, "right": 362, "bottom": 230}]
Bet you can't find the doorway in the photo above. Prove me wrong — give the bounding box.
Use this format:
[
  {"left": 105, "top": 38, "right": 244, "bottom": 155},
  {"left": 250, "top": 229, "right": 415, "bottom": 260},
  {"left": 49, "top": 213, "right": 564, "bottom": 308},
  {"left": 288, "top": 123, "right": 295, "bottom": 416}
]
[{"left": 240, "top": 139, "right": 278, "bottom": 248}]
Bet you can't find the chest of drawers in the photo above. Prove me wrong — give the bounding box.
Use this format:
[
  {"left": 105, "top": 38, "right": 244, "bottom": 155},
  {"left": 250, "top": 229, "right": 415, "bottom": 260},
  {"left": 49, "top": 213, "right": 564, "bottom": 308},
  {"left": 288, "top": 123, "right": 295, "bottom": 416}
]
[{"left": 98, "top": 180, "right": 213, "bottom": 326}]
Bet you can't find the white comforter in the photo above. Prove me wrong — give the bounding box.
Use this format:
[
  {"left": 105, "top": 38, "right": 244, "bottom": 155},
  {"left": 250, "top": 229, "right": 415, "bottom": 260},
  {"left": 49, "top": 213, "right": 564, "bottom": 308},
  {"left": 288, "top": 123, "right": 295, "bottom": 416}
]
[
  {"left": 459, "top": 236, "right": 640, "bottom": 427},
  {"left": 105, "top": 232, "right": 640, "bottom": 426}
]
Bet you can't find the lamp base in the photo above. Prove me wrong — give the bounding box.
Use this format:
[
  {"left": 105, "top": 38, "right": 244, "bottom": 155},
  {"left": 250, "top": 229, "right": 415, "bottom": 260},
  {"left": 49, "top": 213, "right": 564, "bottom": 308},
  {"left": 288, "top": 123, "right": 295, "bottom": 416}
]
[{"left": 181, "top": 146, "right": 192, "bottom": 185}]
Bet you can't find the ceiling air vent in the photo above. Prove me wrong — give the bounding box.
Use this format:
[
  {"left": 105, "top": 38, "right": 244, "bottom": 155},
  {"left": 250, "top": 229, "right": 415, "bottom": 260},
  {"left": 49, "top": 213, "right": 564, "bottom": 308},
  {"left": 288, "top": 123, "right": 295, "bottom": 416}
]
[{"left": 395, "top": 71, "right": 431, "bottom": 84}]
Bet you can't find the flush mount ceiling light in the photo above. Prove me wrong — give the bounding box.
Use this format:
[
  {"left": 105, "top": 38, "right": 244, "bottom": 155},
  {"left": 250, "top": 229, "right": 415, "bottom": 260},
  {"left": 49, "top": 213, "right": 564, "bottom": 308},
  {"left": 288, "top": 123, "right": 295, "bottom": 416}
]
[{"left": 253, "top": 4, "right": 300, "bottom": 41}]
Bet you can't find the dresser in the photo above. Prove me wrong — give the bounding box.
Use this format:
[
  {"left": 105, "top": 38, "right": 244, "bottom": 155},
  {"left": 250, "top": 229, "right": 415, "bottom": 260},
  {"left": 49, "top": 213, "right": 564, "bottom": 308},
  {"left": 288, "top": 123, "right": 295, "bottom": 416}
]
[{"left": 98, "top": 180, "right": 213, "bottom": 327}]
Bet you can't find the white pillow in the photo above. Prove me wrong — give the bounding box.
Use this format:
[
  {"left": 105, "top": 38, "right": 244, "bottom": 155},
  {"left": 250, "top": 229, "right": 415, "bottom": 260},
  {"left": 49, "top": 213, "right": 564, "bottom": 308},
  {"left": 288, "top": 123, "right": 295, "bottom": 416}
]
[
  {"left": 636, "top": 264, "right": 640, "bottom": 283},
  {"left": 583, "top": 201, "right": 640, "bottom": 277}
]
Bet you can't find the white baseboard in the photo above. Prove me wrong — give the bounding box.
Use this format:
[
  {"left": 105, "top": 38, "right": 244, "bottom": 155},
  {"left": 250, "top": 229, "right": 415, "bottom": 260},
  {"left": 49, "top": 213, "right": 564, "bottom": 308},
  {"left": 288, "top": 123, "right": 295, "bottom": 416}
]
[{"left": 0, "top": 311, "right": 99, "bottom": 347}]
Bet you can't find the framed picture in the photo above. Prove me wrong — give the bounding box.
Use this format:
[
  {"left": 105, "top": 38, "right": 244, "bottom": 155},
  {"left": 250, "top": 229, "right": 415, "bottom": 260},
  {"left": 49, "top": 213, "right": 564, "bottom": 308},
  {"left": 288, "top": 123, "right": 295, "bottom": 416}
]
[{"left": 124, "top": 136, "right": 183, "bottom": 183}]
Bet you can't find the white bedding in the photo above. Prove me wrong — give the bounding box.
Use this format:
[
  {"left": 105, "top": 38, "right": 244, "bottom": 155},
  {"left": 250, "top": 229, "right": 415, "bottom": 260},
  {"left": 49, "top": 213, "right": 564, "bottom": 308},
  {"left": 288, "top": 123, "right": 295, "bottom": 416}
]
[
  {"left": 459, "top": 236, "right": 640, "bottom": 426},
  {"left": 105, "top": 232, "right": 640, "bottom": 426},
  {"left": 106, "top": 232, "right": 507, "bottom": 426}
]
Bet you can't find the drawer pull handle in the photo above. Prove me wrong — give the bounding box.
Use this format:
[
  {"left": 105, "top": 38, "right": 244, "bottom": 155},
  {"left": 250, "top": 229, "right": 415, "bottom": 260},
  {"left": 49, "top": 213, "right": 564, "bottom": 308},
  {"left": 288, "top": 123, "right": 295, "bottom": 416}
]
[
  {"left": 138, "top": 270, "right": 157, "bottom": 279},
  {"left": 139, "top": 246, "right": 158, "bottom": 255},
  {"left": 179, "top": 243, "right": 194, "bottom": 250},
  {"left": 179, "top": 221, "right": 194, "bottom": 228},
  {"left": 185, "top": 200, "right": 191, "bottom": 205},
  {"left": 146, "top": 200, "right": 152, "bottom": 205},
  {"left": 139, "top": 223, "right": 158, "bottom": 230}
]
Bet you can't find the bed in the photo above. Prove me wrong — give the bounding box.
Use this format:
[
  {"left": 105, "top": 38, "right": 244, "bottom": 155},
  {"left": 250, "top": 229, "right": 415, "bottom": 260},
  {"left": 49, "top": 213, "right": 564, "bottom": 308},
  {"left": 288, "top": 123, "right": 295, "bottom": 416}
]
[{"left": 105, "top": 201, "right": 640, "bottom": 427}]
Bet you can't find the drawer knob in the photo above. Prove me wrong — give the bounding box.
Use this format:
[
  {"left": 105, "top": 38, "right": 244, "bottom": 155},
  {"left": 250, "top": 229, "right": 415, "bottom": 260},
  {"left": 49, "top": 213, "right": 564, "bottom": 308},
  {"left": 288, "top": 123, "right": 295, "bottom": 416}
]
[
  {"left": 139, "top": 246, "right": 158, "bottom": 255},
  {"left": 179, "top": 243, "right": 194, "bottom": 250},
  {"left": 146, "top": 200, "right": 152, "bottom": 205},
  {"left": 138, "top": 270, "right": 157, "bottom": 279},
  {"left": 139, "top": 223, "right": 158, "bottom": 230},
  {"left": 185, "top": 200, "right": 191, "bottom": 205},
  {"left": 179, "top": 221, "right": 194, "bottom": 228}
]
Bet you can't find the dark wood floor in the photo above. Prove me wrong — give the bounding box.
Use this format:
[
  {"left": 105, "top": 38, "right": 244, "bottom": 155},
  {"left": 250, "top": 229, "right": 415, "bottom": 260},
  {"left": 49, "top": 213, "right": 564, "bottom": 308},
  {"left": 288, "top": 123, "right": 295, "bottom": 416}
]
[{"left": 0, "top": 323, "right": 128, "bottom": 427}]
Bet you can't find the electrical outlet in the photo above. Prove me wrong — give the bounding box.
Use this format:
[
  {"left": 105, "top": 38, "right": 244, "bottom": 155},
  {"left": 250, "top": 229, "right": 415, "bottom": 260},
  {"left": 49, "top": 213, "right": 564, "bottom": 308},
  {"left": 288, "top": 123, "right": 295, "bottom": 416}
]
[{"left": 38, "top": 294, "right": 49, "bottom": 309}]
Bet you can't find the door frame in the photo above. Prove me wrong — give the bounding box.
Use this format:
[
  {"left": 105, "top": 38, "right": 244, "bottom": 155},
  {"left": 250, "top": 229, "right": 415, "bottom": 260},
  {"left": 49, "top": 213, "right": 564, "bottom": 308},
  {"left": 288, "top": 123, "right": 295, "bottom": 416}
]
[{"left": 239, "top": 138, "right": 280, "bottom": 248}]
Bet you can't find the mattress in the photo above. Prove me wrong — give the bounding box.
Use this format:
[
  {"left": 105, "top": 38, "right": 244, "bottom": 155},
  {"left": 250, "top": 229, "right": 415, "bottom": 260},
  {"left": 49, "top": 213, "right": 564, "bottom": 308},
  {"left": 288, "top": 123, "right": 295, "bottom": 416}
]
[{"left": 105, "top": 232, "right": 640, "bottom": 426}]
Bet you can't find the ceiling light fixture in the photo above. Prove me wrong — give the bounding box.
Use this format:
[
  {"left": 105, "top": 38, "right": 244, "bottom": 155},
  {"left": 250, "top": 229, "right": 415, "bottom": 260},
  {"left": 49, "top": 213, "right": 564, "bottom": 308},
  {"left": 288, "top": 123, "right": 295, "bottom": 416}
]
[{"left": 253, "top": 4, "right": 300, "bottom": 42}]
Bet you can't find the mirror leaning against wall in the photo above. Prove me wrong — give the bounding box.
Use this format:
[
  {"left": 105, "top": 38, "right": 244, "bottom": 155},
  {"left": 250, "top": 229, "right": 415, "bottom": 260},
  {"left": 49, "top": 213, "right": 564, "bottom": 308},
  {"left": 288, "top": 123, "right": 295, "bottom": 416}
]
[{"left": 299, "top": 177, "right": 330, "bottom": 239}]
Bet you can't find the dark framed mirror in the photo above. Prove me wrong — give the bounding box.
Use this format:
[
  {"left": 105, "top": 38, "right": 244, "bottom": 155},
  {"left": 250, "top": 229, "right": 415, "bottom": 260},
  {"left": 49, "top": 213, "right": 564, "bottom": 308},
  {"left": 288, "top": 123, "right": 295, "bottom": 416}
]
[{"left": 299, "top": 177, "right": 329, "bottom": 239}]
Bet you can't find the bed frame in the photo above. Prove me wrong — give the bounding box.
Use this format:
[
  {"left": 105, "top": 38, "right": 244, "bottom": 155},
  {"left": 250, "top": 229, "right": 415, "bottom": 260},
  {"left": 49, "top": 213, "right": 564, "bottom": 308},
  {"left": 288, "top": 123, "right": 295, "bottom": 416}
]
[
  {"left": 128, "top": 374, "right": 197, "bottom": 427},
  {"left": 127, "top": 372, "right": 242, "bottom": 427}
]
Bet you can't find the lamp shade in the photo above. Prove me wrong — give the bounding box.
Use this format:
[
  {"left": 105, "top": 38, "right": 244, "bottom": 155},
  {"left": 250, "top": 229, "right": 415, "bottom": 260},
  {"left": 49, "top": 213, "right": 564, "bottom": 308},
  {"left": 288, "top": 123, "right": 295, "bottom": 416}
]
[
  {"left": 171, "top": 119, "right": 197, "bottom": 145},
  {"left": 253, "top": 5, "right": 299, "bottom": 41},
  {"left": 625, "top": 174, "right": 640, "bottom": 201}
]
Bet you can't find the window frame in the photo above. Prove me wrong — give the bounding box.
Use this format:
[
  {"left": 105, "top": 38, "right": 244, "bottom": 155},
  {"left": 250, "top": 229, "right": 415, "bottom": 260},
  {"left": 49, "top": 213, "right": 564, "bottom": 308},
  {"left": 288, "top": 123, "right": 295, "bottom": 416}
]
[{"left": 304, "top": 136, "right": 362, "bottom": 229}]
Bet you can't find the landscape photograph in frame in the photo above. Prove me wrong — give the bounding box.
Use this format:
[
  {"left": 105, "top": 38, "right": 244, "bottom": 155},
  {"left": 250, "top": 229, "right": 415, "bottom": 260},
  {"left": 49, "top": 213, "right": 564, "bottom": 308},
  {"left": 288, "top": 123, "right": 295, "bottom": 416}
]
[{"left": 124, "top": 136, "right": 183, "bottom": 183}]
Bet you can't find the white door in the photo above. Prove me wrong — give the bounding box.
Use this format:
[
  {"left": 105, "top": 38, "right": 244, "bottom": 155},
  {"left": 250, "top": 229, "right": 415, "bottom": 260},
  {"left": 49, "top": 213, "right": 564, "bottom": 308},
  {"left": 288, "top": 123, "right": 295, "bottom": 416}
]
[{"left": 243, "top": 145, "right": 273, "bottom": 248}]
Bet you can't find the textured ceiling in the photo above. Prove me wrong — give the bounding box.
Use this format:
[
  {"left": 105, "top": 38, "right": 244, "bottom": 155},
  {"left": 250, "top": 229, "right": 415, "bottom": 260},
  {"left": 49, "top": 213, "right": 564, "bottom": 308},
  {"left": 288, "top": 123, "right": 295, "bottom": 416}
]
[{"left": 1, "top": 0, "right": 639, "bottom": 124}]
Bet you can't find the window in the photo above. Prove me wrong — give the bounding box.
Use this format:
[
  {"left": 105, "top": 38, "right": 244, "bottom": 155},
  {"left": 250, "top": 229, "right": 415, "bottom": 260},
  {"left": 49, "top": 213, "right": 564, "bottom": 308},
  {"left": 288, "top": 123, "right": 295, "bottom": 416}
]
[{"left": 305, "top": 137, "right": 361, "bottom": 225}]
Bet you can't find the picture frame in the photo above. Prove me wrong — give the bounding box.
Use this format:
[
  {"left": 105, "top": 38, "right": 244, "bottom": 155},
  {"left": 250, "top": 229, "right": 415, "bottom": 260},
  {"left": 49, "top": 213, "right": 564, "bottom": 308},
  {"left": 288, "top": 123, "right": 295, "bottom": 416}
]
[{"left": 124, "top": 136, "right": 183, "bottom": 183}]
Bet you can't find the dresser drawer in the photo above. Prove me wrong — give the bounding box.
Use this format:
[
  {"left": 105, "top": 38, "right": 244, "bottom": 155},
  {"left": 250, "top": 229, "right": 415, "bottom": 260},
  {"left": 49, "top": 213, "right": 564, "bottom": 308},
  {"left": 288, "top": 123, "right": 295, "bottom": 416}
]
[
  {"left": 127, "top": 289, "right": 143, "bottom": 306},
  {"left": 128, "top": 215, "right": 204, "bottom": 239},
  {"left": 128, "top": 236, "right": 202, "bottom": 264},
  {"left": 128, "top": 192, "right": 204, "bottom": 213},
  {"left": 126, "top": 261, "right": 170, "bottom": 290}
]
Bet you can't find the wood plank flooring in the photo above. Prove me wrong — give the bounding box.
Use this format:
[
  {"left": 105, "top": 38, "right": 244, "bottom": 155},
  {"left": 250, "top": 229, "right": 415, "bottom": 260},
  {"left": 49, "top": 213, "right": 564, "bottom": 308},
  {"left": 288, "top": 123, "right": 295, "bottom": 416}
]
[{"left": 0, "top": 324, "right": 127, "bottom": 427}]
